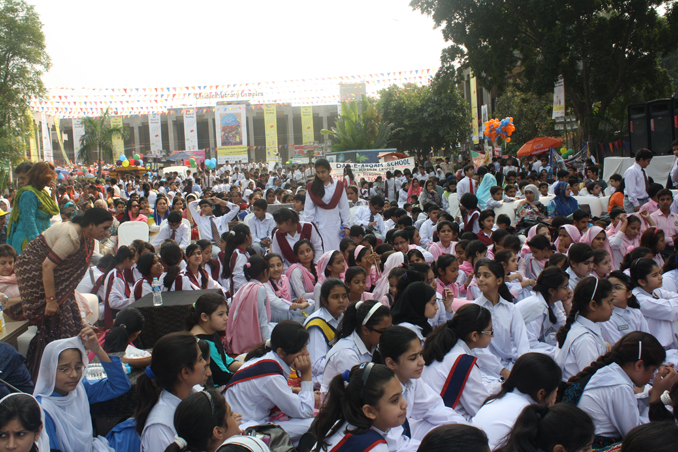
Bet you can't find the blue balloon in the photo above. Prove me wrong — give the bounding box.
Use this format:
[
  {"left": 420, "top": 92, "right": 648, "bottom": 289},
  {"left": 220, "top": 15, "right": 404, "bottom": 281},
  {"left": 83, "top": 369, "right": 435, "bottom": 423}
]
[
  {"left": 120, "top": 155, "right": 127, "bottom": 160},
  {"left": 58, "top": 173, "right": 64, "bottom": 179}
]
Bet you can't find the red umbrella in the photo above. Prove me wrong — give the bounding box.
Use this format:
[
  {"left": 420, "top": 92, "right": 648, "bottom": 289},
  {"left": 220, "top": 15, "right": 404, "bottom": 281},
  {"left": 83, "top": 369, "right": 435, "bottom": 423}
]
[{"left": 517, "top": 137, "right": 563, "bottom": 157}]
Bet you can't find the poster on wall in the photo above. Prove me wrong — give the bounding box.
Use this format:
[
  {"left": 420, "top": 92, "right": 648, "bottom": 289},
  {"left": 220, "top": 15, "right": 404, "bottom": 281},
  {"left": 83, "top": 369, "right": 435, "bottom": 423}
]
[
  {"left": 264, "top": 105, "right": 277, "bottom": 162},
  {"left": 301, "top": 106, "right": 314, "bottom": 145},
  {"left": 552, "top": 76, "right": 565, "bottom": 119},
  {"left": 72, "top": 118, "right": 85, "bottom": 160},
  {"left": 40, "top": 112, "right": 53, "bottom": 162},
  {"left": 184, "top": 110, "right": 198, "bottom": 152},
  {"left": 216, "top": 103, "right": 248, "bottom": 164},
  {"left": 149, "top": 115, "right": 163, "bottom": 156},
  {"left": 470, "top": 76, "right": 479, "bottom": 144},
  {"left": 111, "top": 116, "right": 125, "bottom": 156}
]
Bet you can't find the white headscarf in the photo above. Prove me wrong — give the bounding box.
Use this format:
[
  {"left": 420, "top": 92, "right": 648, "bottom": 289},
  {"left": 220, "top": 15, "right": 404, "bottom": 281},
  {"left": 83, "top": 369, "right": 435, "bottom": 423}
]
[
  {"left": 0, "top": 393, "right": 50, "bottom": 452},
  {"left": 523, "top": 184, "right": 540, "bottom": 203},
  {"left": 33, "top": 336, "right": 109, "bottom": 452},
  {"left": 371, "top": 252, "right": 406, "bottom": 303}
]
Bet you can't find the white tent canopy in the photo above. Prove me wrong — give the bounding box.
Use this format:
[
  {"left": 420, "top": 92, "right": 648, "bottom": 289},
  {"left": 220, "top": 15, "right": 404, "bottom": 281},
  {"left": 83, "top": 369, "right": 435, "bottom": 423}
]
[{"left": 602, "top": 155, "right": 675, "bottom": 185}]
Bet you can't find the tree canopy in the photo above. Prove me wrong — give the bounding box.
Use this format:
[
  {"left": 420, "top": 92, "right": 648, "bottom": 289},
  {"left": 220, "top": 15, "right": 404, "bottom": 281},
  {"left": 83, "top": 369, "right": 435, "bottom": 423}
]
[
  {"left": 78, "top": 108, "right": 128, "bottom": 177},
  {"left": 411, "top": 0, "right": 678, "bottom": 142}
]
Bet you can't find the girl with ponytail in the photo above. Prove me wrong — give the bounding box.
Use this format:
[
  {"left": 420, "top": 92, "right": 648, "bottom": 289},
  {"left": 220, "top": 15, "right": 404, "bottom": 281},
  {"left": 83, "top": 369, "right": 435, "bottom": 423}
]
[
  {"left": 303, "top": 158, "right": 351, "bottom": 253},
  {"left": 164, "top": 389, "right": 240, "bottom": 452},
  {"left": 567, "top": 332, "right": 677, "bottom": 447},
  {"left": 220, "top": 224, "right": 252, "bottom": 298},
  {"left": 630, "top": 258, "right": 678, "bottom": 351},
  {"left": 374, "top": 326, "right": 465, "bottom": 443},
  {"left": 555, "top": 277, "right": 614, "bottom": 381},
  {"left": 599, "top": 271, "right": 649, "bottom": 345},
  {"left": 101, "top": 245, "right": 135, "bottom": 329},
  {"left": 224, "top": 255, "right": 272, "bottom": 355},
  {"left": 101, "top": 306, "right": 148, "bottom": 366},
  {"left": 131, "top": 252, "right": 164, "bottom": 302},
  {"left": 493, "top": 404, "right": 594, "bottom": 452},
  {"left": 312, "top": 363, "right": 404, "bottom": 452},
  {"left": 182, "top": 244, "right": 224, "bottom": 291},
  {"left": 420, "top": 304, "right": 492, "bottom": 420},
  {"left": 515, "top": 266, "right": 571, "bottom": 358},
  {"left": 225, "top": 321, "right": 315, "bottom": 445},
  {"left": 321, "top": 300, "right": 391, "bottom": 395},
  {"left": 471, "top": 353, "right": 562, "bottom": 450},
  {"left": 160, "top": 241, "right": 193, "bottom": 292},
  {"left": 473, "top": 258, "right": 529, "bottom": 380}
]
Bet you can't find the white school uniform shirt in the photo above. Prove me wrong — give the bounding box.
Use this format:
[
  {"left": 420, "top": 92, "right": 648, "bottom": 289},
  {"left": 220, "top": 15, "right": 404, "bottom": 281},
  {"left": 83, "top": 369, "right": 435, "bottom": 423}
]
[
  {"left": 352, "top": 206, "right": 386, "bottom": 236},
  {"left": 662, "top": 269, "right": 678, "bottom": 293},
  {"left": 288, "top": 268, "right": 316, "bottom": 305},
  {"left": 151, "top": 222, "right": 190, "bottom": 250},
  {"left": 385, "top": 177, "right": 397, "bottom": 202},
  {"left": 141, "top": 389, "right": 183, "bottom": 452},
  {"left": 472, "top": 390, "right": 537, "bottom": 450},
  {"left": 187, "top": 200, "right": 240, "bottom": 242},
  {"left": 420, "top": 339, "right": 489, "bottom": 420},
  {"left": 249, "top": 213, "right": 276, "bottom": 245},
  {"left": 632, "top": 287, "right": 678, "bottom": 349},
  {"left": 321, "top": 331, "right": 373, "bottom": 394},
  {"left": 456, "top": 176, "right": 474, "bottom": 200},
  {"left": 131, "top": 279, "right": 153, "bottom": 303},
  {"left": 555, "top": 316, "right": 608, "bottom": 381},
  {"left": 266, "top": 280, "right": 299, "bottom": 323},
  {"left": 397, "top": 189, "right": 408, "bottom": 208},
  {"left": 566, "top": 267, "right": 591, "bottom": 291},
  {"left": 158, "top": 271, "right": 193, "bottom": 292},
  {"left": 318, "top": 423, "right": 390, "bottom": 452},
  {"left": 577, "top": 362, "right": 647, "bottom": 439},
  {"left": 100, "top": 270, "right": 131, "bottom": 320},
  {"left": 224, "top": 249, "right": 250, "bottom": 296},
  {"left": 419, "top": 219, "right": 436, "bottom": 249},
  {"left": 76, "top": 266, "right": 105, "bottom": 295},
  {"left": 623, "top": 162, "right": 649, "bottom": 207},
  {"left": 599, "top": 306, "right": 649, "bottom": 346},
  {"left": 303, "top": 307, "right": 342, "bottom": 388},
  {"left": 302, "top": 177, "right": 351, "bottom": 253},
  {"left": 384, "top": 218, "right": 395, "bottom": 231},
  {"left": 181, "top": 269, "right": 225, "bottom": 292},
  {"left": 224, "top": 350, "right": 315, "bottom": 428},
  {"left": 516, "top": 293, "right": 566, "bottom": 358},
  {"left": 473, "top": 294, "right": 530, "bottom": 376},
  {"left": 270, "top": 222, "right": 323, "bottom": 269}
]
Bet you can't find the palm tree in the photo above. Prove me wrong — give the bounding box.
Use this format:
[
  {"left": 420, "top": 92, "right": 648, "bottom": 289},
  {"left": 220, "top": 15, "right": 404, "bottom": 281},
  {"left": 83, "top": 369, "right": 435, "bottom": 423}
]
[{"left": 77, "top": 108, "right": 128, "bottom": 177}]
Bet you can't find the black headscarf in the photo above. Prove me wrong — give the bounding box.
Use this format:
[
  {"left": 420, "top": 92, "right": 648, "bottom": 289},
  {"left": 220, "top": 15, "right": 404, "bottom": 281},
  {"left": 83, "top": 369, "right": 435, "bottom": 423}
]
[{"left": 391, "top": 282, "right": 437, "bottom": 337}]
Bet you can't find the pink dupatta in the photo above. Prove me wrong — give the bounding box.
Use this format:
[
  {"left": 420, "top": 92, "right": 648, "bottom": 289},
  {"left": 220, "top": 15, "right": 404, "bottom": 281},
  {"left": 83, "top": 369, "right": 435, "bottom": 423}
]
[
  {"left": 225, "top": 281, "right": 271, "bottom": 355},
  {"left": 285, "top": 263, "right": 316, "bottom": 293},
  {"left": 268, "top": 275, "right": 291, "bottom": 302},
  {"left": 554, "top": 224, "right": 581, "bottom": 253},
  {"left": 579, "top": 225, "right": 615, "bottom": 270},
  {"left": 0, "top": 274, "right": 19, "bottom": 298},
  {"left": 372, "top": 252, "right": 405, "bottom": 303}
]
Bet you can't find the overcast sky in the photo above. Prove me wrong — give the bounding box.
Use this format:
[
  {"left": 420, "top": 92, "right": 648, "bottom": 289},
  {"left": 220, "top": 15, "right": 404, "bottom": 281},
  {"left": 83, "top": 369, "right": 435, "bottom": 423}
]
[{"left": 31, "top": 0, "right": 449, "bottom": 89}]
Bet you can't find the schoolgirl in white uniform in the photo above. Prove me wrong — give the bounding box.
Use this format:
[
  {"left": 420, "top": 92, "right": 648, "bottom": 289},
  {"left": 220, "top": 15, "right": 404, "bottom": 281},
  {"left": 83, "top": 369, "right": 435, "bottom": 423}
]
[
  {"left": 221, "top": 224, "right": 252, "bottom": 298},
  {"left": 100, "top": 245, "right": 135, "bottom": 328},
  {"left": 376, "top": 326, "right": 466, "bottom": 443},
  {"left": 312, "top": 363, "right": 406, "bottom": 452},
  {"left": 555, "top": 277, "right": 613, "bottom": 381},
  {"left": 516, "top": 266, "right": 570, "bottom": 358},
  {"left": 182, "top": 244, "right": 224, "bottom": 291},
  {"left": 321, "top": 300, "right": 392, "bottom": 394},
  {"left": 472, "top": 259, "right": 530, "bottom": 379},
  {"left": 224, "top": 321, "right": 316, "bottom": 445},
  {"left": 567, "top": 332, "right": 678, "bottom": 449},
  {"left": 130, "top": 252, "right": 164, "bottom": 302},
  {"left": 421, "top": 304, "right": 492, "bottom": 421},
  {"left": 304, "top": 278, "right": 348, "bottom": 388},
  {"left": 600, "top": 271, "right": 649, "bottom": 346},
  {"left": 565, "top": 243, "right": 595, "bottom": 291},
  {"left": 285, "top": 239, "right": 318, "bottom": 306},
  {"left": 270, "top": 208, "right": 324, "bottom": 270},
  {"left": 264, "top": 253, "right": 305, "bottom": 322},
  {"left": 312, "top": 250, "right": 347, "bottom": 308},
  {"left": 159, "top": 241, "right": 194, "bottom": 293},
  {"left": 630, "top": 258, "right": 678, "bottom": 353},
  {"left": 471, "top": 353, "right": 561, "bottom": 450},
  {"left": 391, "top": 282, "right": 439, "bottom": 345}
]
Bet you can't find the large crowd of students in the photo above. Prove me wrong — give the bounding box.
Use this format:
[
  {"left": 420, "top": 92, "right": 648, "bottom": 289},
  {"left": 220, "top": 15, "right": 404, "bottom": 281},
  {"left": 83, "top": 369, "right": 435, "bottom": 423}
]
[{"left": 2, "top": 150, "right": 678, "bottom": 452}]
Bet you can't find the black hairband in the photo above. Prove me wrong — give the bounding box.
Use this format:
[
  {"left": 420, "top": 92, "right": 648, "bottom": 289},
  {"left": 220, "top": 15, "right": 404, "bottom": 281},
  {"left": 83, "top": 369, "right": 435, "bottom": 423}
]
[{"left": 359, "top": 362, "right": 374, "bottom": 400}]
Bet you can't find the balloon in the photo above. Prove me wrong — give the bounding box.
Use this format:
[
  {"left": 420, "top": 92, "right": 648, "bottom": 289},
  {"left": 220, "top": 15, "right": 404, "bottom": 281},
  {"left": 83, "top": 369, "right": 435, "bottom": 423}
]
[
  {"left": 560, "top": 147, "right": 567, "bottom": 153},
  {"left": 122, "top": 160, "right": 129, "bottom": 167},
  {"left": 506, "top": 138, "right": 511, "bottom": 143},
  {"left": 58, "top": 173, "right": 64, "bottom": 179},
  {"left": 134, "top": 154, "right": 141, "bottom": 160},
  {"left": 119, "top": 155, "right": 126, "bottom": 161},
  {"left": 138, "top": 160, "right": 143, "bottom": 166},
  {"left": 128, "top": 159, "right": 135, "bottom": 166},
  {"left": 567, "top": 149, "right": 574, "bottom": 156},
  {"left": 116, "top": 160, "right": 122, "bottom": 166}
]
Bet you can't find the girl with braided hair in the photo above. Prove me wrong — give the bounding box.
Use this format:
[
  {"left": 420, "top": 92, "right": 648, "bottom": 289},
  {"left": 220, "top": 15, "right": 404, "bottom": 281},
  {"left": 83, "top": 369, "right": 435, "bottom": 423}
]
[
  {"left": 555, "top": 277, "right": 613, "bottom": 381},
  {"left": 564, "top": 332, "right": 678, "bottom": 448}
]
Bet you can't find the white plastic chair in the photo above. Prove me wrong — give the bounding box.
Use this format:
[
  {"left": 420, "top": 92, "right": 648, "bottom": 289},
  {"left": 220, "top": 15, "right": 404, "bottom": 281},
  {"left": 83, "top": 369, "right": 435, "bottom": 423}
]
[
  {"left": 17, "top": 326, "right": 37, "bottom": 356},
  {"left": 599, "top": 196, "right": 610, "bottom": 213},
  {"left": 447, "top": 194, "right": 460, "bottom": 219},
  {"left": 80, "top": 293, "right": 100, "bottom": 325},
  {"left": 243, "top": 213, "right": 254, "bottom": 228},
  {"left": 493, "top": 202, "right": 517, "bottom": 226},
  {"left": 117, "top": 221, "right": 150, "bottom": 248},
  {"left": 349, "top": 206, "right": 359, "bottom": 224},
  {"left": 573, "top": 196, "right": 603, "bottom": 218}
]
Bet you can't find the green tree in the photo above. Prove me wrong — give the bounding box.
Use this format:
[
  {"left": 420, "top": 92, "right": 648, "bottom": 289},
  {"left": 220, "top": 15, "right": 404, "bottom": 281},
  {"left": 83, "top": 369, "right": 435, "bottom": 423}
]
[
  {"left": 379, "top": 77, "right": 471, "bottom": 157},
  {"left": 493, "top": 84, "right": 556, "bottom": 145},
  {"left": 0, "top": 0, "right": 50, "bottom": 188},
  {"left": 411, "top": 0, "right": 678, "bottom": 142},
  {"left": 320, "top": 95, "right": 400, "bottom": 152},
  {"left": 77, "top": 108, "right": 128, "bottom": 177}
]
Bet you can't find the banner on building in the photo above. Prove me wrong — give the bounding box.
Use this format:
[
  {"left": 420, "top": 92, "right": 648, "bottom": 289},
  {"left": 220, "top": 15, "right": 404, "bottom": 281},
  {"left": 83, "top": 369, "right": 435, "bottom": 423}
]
[
  {"left": 111, "top": 116, "right": 125, "bottom": 156},
  {"left": 330, "top": 158, "right": 415, "bottom": 182},
  {"left": 301, "top": 106, "right": 314, "bottom": 145},
  {"left": 27, "top": 110, "right": 38, "bottom": 162},
  {"left": 149, "top": 114, "right": 163, "bottom": 155},
  {"left": 470, "top": 76, "right": 479, "bottom": 144},
  {"left": 72, "top": 118, "right": 85, "bottom": 161},
  {"left": 40, "top": 112, "right": 53, "bottom": 162},
  {"left": 215, "top": 103, "right": 248, "bottom": 164},
  {"left": 183, "top": 110, "right": 198, "bottom": 152},
  {"left": 53, "top": 118, "right": 71, "bottom": 165},
  {"left": 552, "top": 76, "right": 565, "bottom": 119},
  {"left": 480, "top": 105, "right": 488, "bottom": 139},
  {"left": 264, "top": 105, "right": 277, "bottom": 162}
]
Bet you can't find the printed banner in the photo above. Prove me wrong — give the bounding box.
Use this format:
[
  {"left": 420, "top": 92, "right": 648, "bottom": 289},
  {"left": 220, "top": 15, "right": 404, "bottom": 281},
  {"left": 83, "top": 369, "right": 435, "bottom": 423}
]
[
  {"left": 53, "top": 118, "right": 71, "bottom": 165},
  {"left": 183, "top": 110, "right": 198, "bottom": 152},
  {"left": 480, "top": 105, "right": 488, "bottom": 139},
  {"left": 215, "top": 103, "right": 248, "bottom": 164},
  {"left": 149, "top": 114, "right": 163, "bottom": 155},
  {"left": 264, "top": 105, "right": 278, "bottom": 162},
  {"left": 40, "top": 112, "right": 53, "bottom": 162},
  {"left": 470, "top": 76, "right": 479, "bottom": 144},
  {"left": 330, "top": 158, "right": 415, "bottom": 182},
  {"left": 27, "top": 110, "right": 37, "bottom": 162},
  {"left": 552, "top": 76, "right": 565, "bottom": 119},
  {"left": 110, "top": 116, "right": 125, "bottom": 156},
  {"left": 301, "top": 106, "right": 314, "bottom": 145},
  {"left": 72, "top": 118, "right": 85, "bottom": 161}
]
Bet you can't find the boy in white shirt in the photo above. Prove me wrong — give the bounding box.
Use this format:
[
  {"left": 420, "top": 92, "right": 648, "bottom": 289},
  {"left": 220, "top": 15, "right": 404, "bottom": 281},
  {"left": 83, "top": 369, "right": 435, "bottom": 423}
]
[
  {"left": 250, "top": 198, "right": 276, "bottom": 255},
  {"left": 351, "top": 195, "right": 386, "bottom": 238}
]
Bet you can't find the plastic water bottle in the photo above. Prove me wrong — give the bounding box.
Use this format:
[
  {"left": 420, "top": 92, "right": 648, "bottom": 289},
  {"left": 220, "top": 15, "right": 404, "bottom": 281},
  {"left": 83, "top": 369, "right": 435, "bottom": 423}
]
[
  {"left": 0, "top": 303, "right": 4, "bottom": 331},
  {"left": 152, "top": 278, "right": 163, "bottom": 306}
]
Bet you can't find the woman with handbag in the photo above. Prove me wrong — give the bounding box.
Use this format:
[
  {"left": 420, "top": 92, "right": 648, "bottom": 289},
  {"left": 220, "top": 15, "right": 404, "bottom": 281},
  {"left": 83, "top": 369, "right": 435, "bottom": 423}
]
[{"left": 5, "top": 207, "right": 113, "bottom": 379}]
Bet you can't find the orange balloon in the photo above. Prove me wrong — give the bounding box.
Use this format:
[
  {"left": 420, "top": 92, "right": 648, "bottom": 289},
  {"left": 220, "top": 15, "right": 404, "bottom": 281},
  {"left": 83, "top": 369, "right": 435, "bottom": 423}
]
[{"left": 506, "top": 138, "right": 511, "bottom": 142}]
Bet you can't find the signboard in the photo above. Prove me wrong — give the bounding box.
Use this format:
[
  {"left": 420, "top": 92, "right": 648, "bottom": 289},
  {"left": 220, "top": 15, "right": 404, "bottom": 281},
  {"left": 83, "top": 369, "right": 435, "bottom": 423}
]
[
  {"left": 149, "top": 114, "right": 163, "bottom": 155},
  {"left": 470, "top": 76, "right": 479, "bottom": 144},
  {"left": 330, "top": 158, "right": 415, "bottom": 182},
  {"left": 183, "top": 110, "right": 198, "bottom": 152},
  {"left": 216, "top": 103, "right": 248, "bottom": 164},
  {"left": 111, "top": 116, "right": 125, "bottom": 156},
  {"left": 40, "top": 112, "right": 53, "bottom": 162},
  {"left": 552, "top": 76, "right": 565, "bottom": 119}
]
